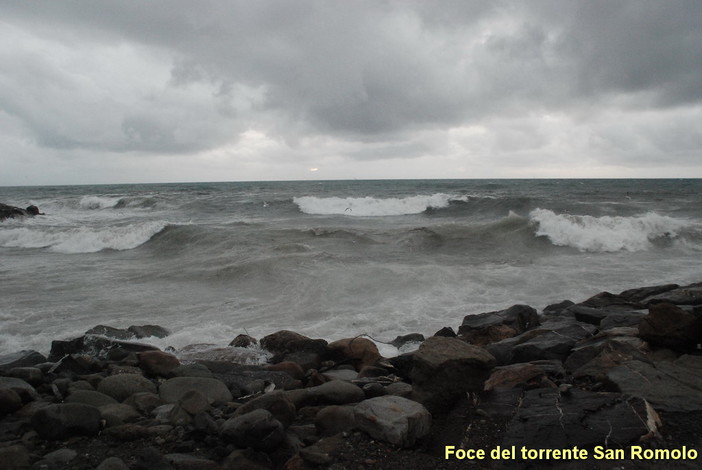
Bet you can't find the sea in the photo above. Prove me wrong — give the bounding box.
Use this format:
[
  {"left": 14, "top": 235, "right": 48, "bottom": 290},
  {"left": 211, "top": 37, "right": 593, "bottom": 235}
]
[{"left": 1, "top": 179, "right": 701, "bottom": 358}]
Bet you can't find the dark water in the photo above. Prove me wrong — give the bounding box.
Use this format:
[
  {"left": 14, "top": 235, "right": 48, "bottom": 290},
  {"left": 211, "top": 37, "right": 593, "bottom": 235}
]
[{"left": 1, "top": 179, "right": 700, "bottom": 356}]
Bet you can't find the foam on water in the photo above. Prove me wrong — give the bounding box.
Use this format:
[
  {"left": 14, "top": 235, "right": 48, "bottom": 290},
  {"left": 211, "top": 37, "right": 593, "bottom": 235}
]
[
  {"left": 79, "top": 195, "right": 124, "bottom": 210},
  {"left": 0, "top": 220, "right": 169, "bottom": 253},
  {"left": 530, "top": 209, "right": 691, "bottom": 252},
  {"left": 293, "top": 193, "right": 466, "bottom": 216}
]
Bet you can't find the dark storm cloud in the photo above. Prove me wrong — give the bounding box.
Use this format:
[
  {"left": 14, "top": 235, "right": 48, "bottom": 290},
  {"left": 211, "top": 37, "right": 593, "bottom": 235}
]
[{"left": 1, "top": 0, "right": 701, "bottom": 178}]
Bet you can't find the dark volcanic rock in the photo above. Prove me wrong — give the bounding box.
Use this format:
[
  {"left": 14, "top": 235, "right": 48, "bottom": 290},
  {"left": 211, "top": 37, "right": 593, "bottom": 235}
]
[
  {"left": 606, "top": 356, "right": 702, "bottom": 412},
  {"left": 564, "top": 305, "right": 612, "bottom": 326},
  {"left": 576, "top": 291, "right": 642, "bottom": 310},
  {"left": 411, "top": 336, "right": 495, "bottom": 412},
  {"left": 432, "top": 326, "right": 457, "bottom": 337},
  {"left": 543, "top": 300, "right": 574, "bottom": 315},
  {"left": 31, "top": 403, "right": 101, "bottom": 439},
  {"left": 639, "top": 303, "right": 702, "bottom": 351}
]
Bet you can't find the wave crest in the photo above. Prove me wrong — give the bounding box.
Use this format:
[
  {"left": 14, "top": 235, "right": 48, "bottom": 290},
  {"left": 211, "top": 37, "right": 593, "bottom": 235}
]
[
  {"left": 0, "top": 220, "right": 169, "bottom": 253},
  {"left": 294, "top": 193, "right": 465, "bottom": 216},
  {"left": 529, "top": 209, "right": 689, "bottom": 252}
]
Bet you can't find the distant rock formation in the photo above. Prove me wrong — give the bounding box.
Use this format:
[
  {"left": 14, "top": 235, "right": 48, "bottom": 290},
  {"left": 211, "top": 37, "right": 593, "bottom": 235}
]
[{"left": 0, "top": 203, "right": 43, "bottom": 221}]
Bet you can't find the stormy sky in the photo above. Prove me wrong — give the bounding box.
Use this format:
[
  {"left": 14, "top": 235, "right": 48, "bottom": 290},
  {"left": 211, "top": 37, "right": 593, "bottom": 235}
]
[{"left": 1, "top": 1, "right": 701, "bottom": 185}]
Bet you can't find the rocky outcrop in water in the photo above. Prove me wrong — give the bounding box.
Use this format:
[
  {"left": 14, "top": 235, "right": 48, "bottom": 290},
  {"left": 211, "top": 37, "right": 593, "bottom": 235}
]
[
  {"left": 0, "top": 203, "right": 42, "bottom": 221},
  {"left": 0, "top": 281, "right": 701, "bottom": 469}
]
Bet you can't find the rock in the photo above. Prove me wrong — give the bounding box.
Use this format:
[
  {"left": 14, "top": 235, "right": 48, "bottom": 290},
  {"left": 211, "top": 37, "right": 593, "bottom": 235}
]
[
  {"left": 85, "top": 325, "right": 135, "bottom": 340},
  {"left": 563, "top": 305, "right": 612, "bottom": 326},
  {"left": 642, "top": 283, "right": 702, "bottom": 306},
  {"left": 234, "top": 391, "right": 296, "bottom": 427},
  {"left": 65, "top": 390, "right": 118, "bottom": 407},
  {"left": 261, "top": 330, "right": 328, "bottom": 369},
  {"left": 0, "top": 203, "right": 41, "bottom": 221},
  {"left": 358, "top": 365, "right": 389, "bottom": 378},
  {"left": 459, "top": 304, "right": 539, "bottom": 336},
  {"left": 606, "top": 356, "right": 702, "bottom": 412},
  {"left": 354, "top": 396, "right": 431, "bottom": 448},
  {"left": 42, "top": 448, "right": 78, "bottom": 466},
  {"left": 221, "top": 409, "right": 286, "bottom": 452},
  {"left": 619, "top": 283, "right": 679, "bottom": 303},
  {"left": 177, "top": 389, "right": 210, "bottom": 415},
  {"left": 483, "top": 363, "right": 548, "bottom": 391},
  {"left": 461, "top": 324, "right": 518, "bottom": 347},
  {"left": 103, "top": 423, "right": 153, "bottom": 441},
  {"left": 432, "top": 326, "right": 456, "bottom": 337},
  {"left": 362, "top": 382, "right": 386, "bottom": 398},
  {"left": 172, "top": 363, "right": 214, "bottom": 378},
  {"left": 139, "top": 350, "right": 181, "bottom": 377},
  {"left": 98, "top": 373, "right": 157, "bottom": 401},
  {"left": 230, "top": 334, "right": 258, "bottom": 348},
  {"left": 0, "top": 377, "right": 38, "bottom": 403},
  {"left": 542, "top": 300, "right": 574, "bottom": 315},
  {"left": 100, "top": 403, "right": 142, "bottom": 427},
  {"left": 639, "top": 303, "right": 702, "bottom": 351},
  {"left": 327, "top": 337, "right": 381, "bottom": 370},
  {"left": 97, "top": 457, "right": 131, "bottom": 470},
  {"left": 0, "top": 444, "right": 31, "bottom": 470},
  {"left": 265, "top": 361, "right": 305, "bottom": 381},
  {"left": 501, "top": 388, "right": 654, "bottom": 453},
  {"left": 410, "top": 336, "right": 495, "bottom": 412},
  {"left": 128, "top": 324, "right": 171, "bottom": 339},
  {"left": 0, "top": 388, "right": 23, "bottom": 416},
  {"left": 321, "top": 368, "right": 358, "bottom": 381},
  {"left": 159, "top": 377, "right": 233, "bottom": 404},
  {"left": 390, "top": 333, "right": 425, "bottom": 348},
  {"left": 6, "top": 367, "right": 42, "bottom": 387},
  {"left": 0, "top": 350, "right": 47, "bottom": 371},
  {"left": 31, "top": 403, "right": 101, "bottom": 439},
  {"left": 314, "top": 405, "right": 356, "bottom": 436},
  {"left": 308, "top": 380, "right": 365, "bottom": 405},
  {"left": 196, "top": 361, "right": 295, "bottom": 397},
  {"left": 124, "top": 391, "right": 163, "bottom": 414},
  {"left": 385, "top": 382, "right": 413, "bottom": 398},
  {"left": 222, "top": 449, "right": 273, "bottom": 470},
  {"left": 576, "top": 291, "right": 642, "bottom": 310},
  {"left": 164, "top": 454, "right": 221, "bottom": 470},
  {"left": 49, "top": 335, "right": 159, "bottom": 361},
  {"left": 565, "top": 333, "right": 648, "bottom": 381},
  {"left": 599, "top": 310, "right": 648, "bottom": 329}
]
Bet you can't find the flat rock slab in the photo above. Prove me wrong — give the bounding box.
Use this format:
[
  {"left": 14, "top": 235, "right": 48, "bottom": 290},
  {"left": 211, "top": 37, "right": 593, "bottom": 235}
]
[
  {"left": 159, "top": 377, "right": 233, "bottom": 404},
  {"left": 501, "top": 388, "right": 653, "bottom": 452},
  {"left": 606, "top": 356, "right": 702, "bottom": 412},
  {"left": 354, "top": 395, "right": 431, "bottom": 448}
]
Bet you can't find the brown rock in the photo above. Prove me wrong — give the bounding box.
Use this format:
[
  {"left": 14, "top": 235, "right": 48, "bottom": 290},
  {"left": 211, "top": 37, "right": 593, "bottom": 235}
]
[
  {"left": 639, "top": 303, "right": 702, "bottom": 351},
  {"left": 265, "top": 361, "right": 305, "bottom": 381},
  {"left": 484, "top": 363, "right": 547, "bottom": 391},
  {"left": 230, "top": 334, "right": 258, "bottom": 348},
  {"left": 327, "top": 337, "right": 380, "bottom": 371},
  {"left": 461, "top": 324, "right": 518, "bottom": 346},
  {"left": 138, "top": 350, "right": 181, "bottom": 377}
]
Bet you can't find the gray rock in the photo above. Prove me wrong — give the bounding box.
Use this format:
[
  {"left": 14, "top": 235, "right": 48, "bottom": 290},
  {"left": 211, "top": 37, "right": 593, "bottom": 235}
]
[
  {"left": 43, "top": 447, "right": 78, "bottom": 464},
  {"left": 391, "top": 333, "right": 425, "bottom": 348},
  {"left": 234, "top": 391, "right": 296, "bottom": 427},
  {"left": 354, "top": 396, "right": 431, "bottom": 448},
  {"left": 508, "top": 318, "right": 597, "bottom": 363},
  {"left": 97, "top": 457, "right": 130, "bottom": 470},
  {"left": 0, "top": 377, "right": 38, "bottom": 403},
  {"left": 159, "top": 377, "right": 233, "bottom": 404},
  {"left": 99, "top": 403, "right": 142, "bottom": 427},
  {"left": 66, "top": 390, "right": 118, "bottom": 407},
  {"left": 362, "top": 382, "right": 386, "bottom": 398},
  {"left": 606, "top": 356, "right": 702, "bottom": 412},
  {"left": 6, "top": 367, "right": 43, "bottom": 387},
  {"left": 128, "top": 324, "right": 171, "bottom": 338},
  {"left": 598, "top": 310, "right": 648, "bottom": 329},
  {"left": 483, "top": 363, "right": 548, "bottom": 391},
  {"left": 642, "top": 283, "right": 702, "bottom": 306},
  {"left": 308, "top": 379, "right": 365, "bottom": 405},
  {"left": 222, "top": 449, "right": 272, "bottom": 470},
  {"left": 619, "top": 283, "right": 679, "bottom": 303},
  {"left": 229, "top": 334, "right": 258, "bottom": 348},
  {"left": 196, "top": 361, "right": 295, "bottom": 397},
  {"left": 0, "top": 388, "right": 23, "bottom": 416},
  {"left": 460, "top": 304, "right": 540, "bottom": 335},
  {"left": 410, "top": 336, "right": 495, "bottom": 412},
  {"left": 85, "top": 325, "right": 135, "bottom": 340},
  {"left": 98, "top": 373, "right": 156, "bottom": 402},
  {"left": 221, "top": 409, "right": 285, "bottom": 452},
  {"left": 385, "top": 382, "right": 413, "bottom": 398},
  {"left": 0, "top": 444, "right": 31, "bottom": 470},
  {"left": 31, "top": 403, "right": 101, "bottom": 440},
  {"left": 0, "top": 350, "right": 46, "bottom": 372},
  {"left": 321, "top": 368, "right": 358, "bottom": 381},
  {"left": 172, "top": 363, "right": 214, "bottom": 378},
  {"left": 164, "top": 453, "right": 220, "bottom": 470},
  {"left": 123, "top": 391, "right": 163, "bottom": 414}
]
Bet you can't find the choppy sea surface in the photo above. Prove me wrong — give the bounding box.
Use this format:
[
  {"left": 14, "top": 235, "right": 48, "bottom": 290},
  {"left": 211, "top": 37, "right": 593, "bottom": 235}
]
[{"left": 1, "top": 179, "right": 701, "bottom": 356}]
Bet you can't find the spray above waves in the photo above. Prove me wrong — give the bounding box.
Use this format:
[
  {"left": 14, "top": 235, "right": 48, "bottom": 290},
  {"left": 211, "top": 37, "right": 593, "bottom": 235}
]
[
  {"left": 0, "top": 220, "right": 170, "bottom": 254},
  {"left": 293, "top": 193, "right": 467, "bottom": 216},
  {"left": 529, "top": 209, "right": 694, "bottom": 252}
]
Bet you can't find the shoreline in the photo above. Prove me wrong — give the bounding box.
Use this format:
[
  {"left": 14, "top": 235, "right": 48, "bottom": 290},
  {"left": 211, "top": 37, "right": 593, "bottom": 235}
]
[{"left": 1, "top": 281, "right": 701, "bottom": 469}]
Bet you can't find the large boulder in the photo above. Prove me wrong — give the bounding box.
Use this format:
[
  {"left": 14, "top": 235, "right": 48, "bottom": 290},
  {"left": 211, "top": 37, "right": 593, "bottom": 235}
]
[
  {"left": 97, "top": 374, "right": 157, "bottom": 402},
  {"left": 0, "top": 350, "right": 47, "bottom": 372},
  {"left": 0, "top": 203, "right": 41, "bottom": 221},
  {"left": 260, "top": 330, "right": 328, "bottom": 370},
  {"left": 641, "top": 283, "right": 702, "bottom": 306},
  {"left": 31, "top": 403, "right": 101, "bottom": 440},
  {"left": 354, "top": 396, "right": 431, "bottom": 448},
  {"left": 459, "top": 304, "right": 539, "bottom": 343},
  {"left": 483, "top": 363, "right": 549, "bottom": 391},
  {"left": 138, "top": 351, "right": 181, "bottom": 378},
  {"left": 196, "top": 361, "right": 297, "bottom": 397},
  {"left": 410, "top": 336, "right": 495, "bottom": 412},
  {"left": 327, "top": 337, "right": 381, "bottom": 370},
  {"left": 639, "top": 303, "right": 702, "bottom": 351}
]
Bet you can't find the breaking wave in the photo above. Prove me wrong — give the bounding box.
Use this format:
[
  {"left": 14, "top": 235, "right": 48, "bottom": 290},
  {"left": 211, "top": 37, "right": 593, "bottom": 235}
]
[
  {"left": 530, "top": 209, "right": 692, "bottom": 252},
  {"left": 0, "top": 220, "right": 169, "bottom": 254},
  {"left": 293, "top": 193, "right": 467, "bottom": 216}
]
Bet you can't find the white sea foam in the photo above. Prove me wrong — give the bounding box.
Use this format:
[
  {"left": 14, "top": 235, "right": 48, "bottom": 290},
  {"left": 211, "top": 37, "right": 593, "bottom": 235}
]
[
  {"left": 293, "top": 193, "right": 465, "bottom": 216},
  {"left": 79, "top": 195, "right": 123, "bottom": 210},
  {"left": 0, "top": 220, "right": 168, "bottom": 253},
  {"left": 530, "top": 209, "right": 689, "bottom": 252}
]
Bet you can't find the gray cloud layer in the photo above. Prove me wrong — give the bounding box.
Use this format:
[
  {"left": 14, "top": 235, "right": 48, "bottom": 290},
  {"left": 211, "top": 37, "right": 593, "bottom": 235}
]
[{"left": 1, "top": 1, "right": 701, "bottom": 184}]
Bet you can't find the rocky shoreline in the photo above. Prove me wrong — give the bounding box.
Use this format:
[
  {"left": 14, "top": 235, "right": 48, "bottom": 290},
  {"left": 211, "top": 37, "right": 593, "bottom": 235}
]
[{"left": 1, "top": 282, "right": 701, "bottom": 469}]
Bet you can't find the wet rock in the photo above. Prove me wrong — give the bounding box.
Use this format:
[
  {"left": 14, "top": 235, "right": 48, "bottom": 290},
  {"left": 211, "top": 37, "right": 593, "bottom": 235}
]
[
  {"left": 599, "top": 310, "right": 648, "bottom": 329},
  {"left": 197, "top": 361, "right": 296, "bottom": 397},
  {"left": 619, "top": 283, "right": 679, "bottom": 303},
  {"left": 86, "top": 325, "right": 135, "bottom": 340},
  {"left": 229, "top": 334, "right": 258, "bottom": 348},
  {"left": 564, "top": 305, "right": 612, "bottom": 326},
  {"left": 97, "top": 457, "right": 131, "bottom": 470},
  {"left": 234, "top": 391, "right": 296, "bottom": 427},
  {"left": 507, "top": 318, "right": 597, "bottom": 363},
  {"left": 98, "top": 373, "right": 157, "bottom": 402},
  {"left": 49, "top": 335, "right": 159, "bottom": 361},
  {"left": 139, "top": 350, "right": 181, "bottom": 377},
  {"left": 221, "top": 409, "right": 286, "bottom": 452},
  {"left": 104, "top": 423, "right": 153, "bottom": 441},
  {"left": 432, "top": 326, "right": 456, "bottom": 337},
  {"left": 483, "top": 363, "right": 548, "bottom": 391},
  {"left": 501, "top": 388, "right": 654, "bottom": 452},
  {"left": 543, "top": 300, "right": 574, "bottom": 315},
  {"left": 639, "top": 303, "right": 702, "bottom": 351},
  {"left": 42, "top": 447, "right": 78, "bottom": 467},
  {"left": 410, "top": 336, "right": 495, "bottom": 412},
  {"left": 0, "top": 203, "right": 40, "bottom": 221},
  {"left": 354, "top": 395, "right": 431, "bottom": 448},
  {"left": 159, "top": 377, "right": 233, "bottom": 404},
  {"left": 31, "top": 403, "right": 101, "bottom": 439},
  {"left": 565, "top": 333, "right": 648, "bottom": 381},
  {"left": 459, "top": 304, "right": 539, "bottom": 337},
  {"left": 261, "top": 331, "right": 328, "bottom": 369},
  {"left": 128, "top": 324, "right": 171, "bottom": 339},
  {"left": 172, "top": 363, "right": 214, "bottom": 378},
  {"left": 6, "top": 367, "right": 42, "bottom": 387},
  {"left": 362, "top": 382, "right": 386, "bottom": 398},
  {"left": 461, "top": 324, "right": 518, "bottom": 347},
  {"left": 576, "top": 291, "right": 642, "bottom": 310},
  {"left": 0, "top": 350, "right": 47, "bottom": 372},
  {"left": 321, "top": 368, "right": 358, "bottom": 381},
  {"left": 642, "top": 283, "right": 702, "bottom": 306},
  {"left": 358, "top": 365, "right": 389, "bottom": 378},
  {"left": 390, "top": 333, "right": 425, "bottom": 348},
  {"left": 65, "top": 389, "right": 118, "bottom": 407},
  {"left": 385, "top": 382, "right": 413, "bottom": 398},
  {"left": 327, "top": 337, "right": 381, "bottom": 371},
  {"left": 606, "top": 356, "right": 702, "bottom": 412},
  {"left": 0, "top": 377, "right": 38, "bottom": 403},
  {"left": 265, "top": 361, "right": 305, "bottom": 381},
  {"left": 314, "top": 405, "right": 356, "bottom": 436}
]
